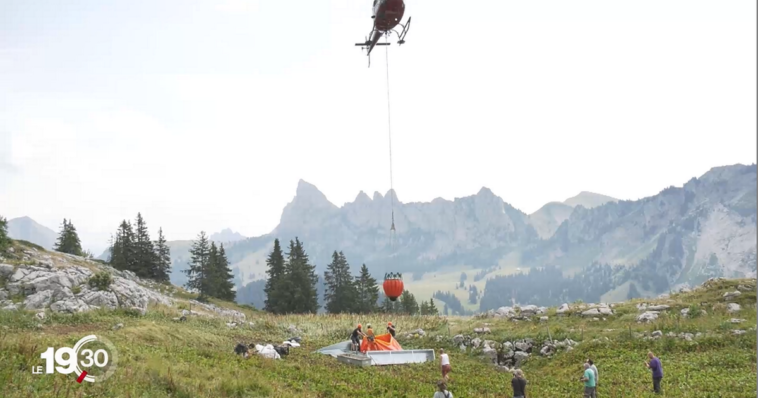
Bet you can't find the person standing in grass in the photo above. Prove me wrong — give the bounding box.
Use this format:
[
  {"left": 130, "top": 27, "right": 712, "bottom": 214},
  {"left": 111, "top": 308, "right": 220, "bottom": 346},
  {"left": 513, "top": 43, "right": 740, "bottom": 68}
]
[
  {"left": 645, "top": 351, "right": 663, "bottom": 394},
  {"left": 587, "top": 358, "right": 598, "bottom": 391},
  {"left": 439, "top": 349, "right": 452, "bottom": 381},
  {"left": 350, "top": 324, "right": 365, "bottom": 352},
  {"left": 432, "top": 380, "right": 453, "bottom": 398},
  {"left": 580, "top": 362, "right": 596, "bottom": 398},
  {"left": 511, "top": 369, "right": 528, "bottom": 398},
  {"left": 387, "top": 321, "right": 396, "bottom": 338}
]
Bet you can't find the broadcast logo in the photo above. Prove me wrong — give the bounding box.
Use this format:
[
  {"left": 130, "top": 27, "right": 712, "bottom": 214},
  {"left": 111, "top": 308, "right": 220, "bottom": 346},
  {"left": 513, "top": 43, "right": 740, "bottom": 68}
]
[{"left": 33, "top": 335, "right": 119, "bottom": 383}]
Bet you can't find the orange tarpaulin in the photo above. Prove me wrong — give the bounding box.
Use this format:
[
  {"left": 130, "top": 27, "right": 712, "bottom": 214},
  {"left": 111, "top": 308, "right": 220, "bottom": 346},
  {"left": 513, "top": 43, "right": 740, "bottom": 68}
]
[{"left": 360, "top": 333, "right": 403, "bottom": 353}]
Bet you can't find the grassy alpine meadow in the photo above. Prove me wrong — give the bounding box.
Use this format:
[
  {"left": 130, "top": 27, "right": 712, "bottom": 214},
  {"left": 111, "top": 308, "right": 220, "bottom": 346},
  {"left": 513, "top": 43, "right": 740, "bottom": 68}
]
[{"left": 0, "top": 278, "right": 756, "bottom": 397}]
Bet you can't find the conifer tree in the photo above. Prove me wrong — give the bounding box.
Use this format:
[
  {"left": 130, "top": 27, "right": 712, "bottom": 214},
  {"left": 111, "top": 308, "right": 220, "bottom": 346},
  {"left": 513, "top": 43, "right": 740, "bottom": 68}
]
[
  {"left": 324, "top": 251, "right": 359, "bottom": 314},
  {"left": 54, "top": 219, "right": 83, "bottom": 256},
  {"left": 428, "top": 299, "right": 438, "bottom": 315},
  {"left": 110, "top": 220, "right": 136, "bottom": 271},
  {"left": 152, "top": 227, "right": 171, "bottom": 282},
  {"left": 443, "top": 304, "right": 449, "bottom": 316},
  {"left": 184, "top": 231, "right": 212, "bottom": 299},
  {"left": 283, "top": 238, "right": 319, "bottom": 313},
  {"left": 54, "top": 218, "right": 68, "bottom": 253},
  {"left": 419, "top": 300, "right": 430, "bottom": 315},
  {"left": 399, "top": 290, "right": 419, "bottom": 315},
  {"left": 355, "top": 263, "right": 379, "bottom": 314},
  {"left": 263, "top": 239, "right": 286, "bottom": 314},
  {"left": 0, "top": 216, "right": 10, "bottom": 252},
  {"left": 133, "top": 213, "right": 155, "bottom": 278},
  {"left": 212, "top": 243, "right": 236, "bottom": 301}
]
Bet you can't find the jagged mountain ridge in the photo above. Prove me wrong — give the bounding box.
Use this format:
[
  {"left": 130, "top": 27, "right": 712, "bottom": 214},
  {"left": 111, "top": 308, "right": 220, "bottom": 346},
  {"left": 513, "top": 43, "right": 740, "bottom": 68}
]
[
  {"left": 221, "top": 164, "right": 756, "bottom": 293},
  {"left": 522, "top": 164, "right": 757, "bottom": 285}
]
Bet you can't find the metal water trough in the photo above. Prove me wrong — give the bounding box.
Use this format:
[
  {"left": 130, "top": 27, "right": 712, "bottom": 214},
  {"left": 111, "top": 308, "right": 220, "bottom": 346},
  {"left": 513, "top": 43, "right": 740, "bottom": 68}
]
[
  {"left": 337, "top": 353, "right": 372, "bottom": 367},
  {"left": 366, "top": 349, "right": 436, "bottom": 365}
]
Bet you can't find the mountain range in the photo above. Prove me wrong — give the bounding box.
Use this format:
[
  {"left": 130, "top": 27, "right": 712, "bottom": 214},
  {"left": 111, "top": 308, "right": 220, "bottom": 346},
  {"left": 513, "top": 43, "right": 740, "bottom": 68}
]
[{"left": 8, "top": 163, "right": 756, "bottom": 309}]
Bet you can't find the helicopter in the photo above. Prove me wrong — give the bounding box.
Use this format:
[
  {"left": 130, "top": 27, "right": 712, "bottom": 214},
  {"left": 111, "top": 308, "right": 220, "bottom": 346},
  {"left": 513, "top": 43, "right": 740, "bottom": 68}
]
[{"left": 355, "top": 0, "right": 412, "bottom": 66}]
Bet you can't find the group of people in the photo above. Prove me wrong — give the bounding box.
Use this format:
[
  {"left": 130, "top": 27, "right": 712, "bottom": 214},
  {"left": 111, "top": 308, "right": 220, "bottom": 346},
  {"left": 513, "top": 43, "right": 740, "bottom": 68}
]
[
  {"left": 433, "top": 351, "right": 664, "bottom": 397},
  {"left": 349, "top": 322, "right": 396, "bottom": 351}
]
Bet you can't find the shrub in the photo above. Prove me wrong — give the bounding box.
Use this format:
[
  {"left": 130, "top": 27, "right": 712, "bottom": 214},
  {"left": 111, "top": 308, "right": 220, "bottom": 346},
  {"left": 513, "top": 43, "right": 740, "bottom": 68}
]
[{"left": 88, "top": 271, "right": 113, "bottom": 291}]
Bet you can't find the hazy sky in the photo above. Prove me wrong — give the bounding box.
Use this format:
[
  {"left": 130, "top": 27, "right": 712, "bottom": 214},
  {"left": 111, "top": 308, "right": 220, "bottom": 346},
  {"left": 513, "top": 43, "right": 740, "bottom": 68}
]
[{"left": 1, "top": 0, "right": 755, "bottom": 254}]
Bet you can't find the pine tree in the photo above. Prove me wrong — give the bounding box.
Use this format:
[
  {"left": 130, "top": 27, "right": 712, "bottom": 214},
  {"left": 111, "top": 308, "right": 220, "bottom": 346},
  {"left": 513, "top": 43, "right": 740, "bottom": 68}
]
[
  {"left": 110, "top": 221, "right": 136, "bottom": 271},
  {"left": 468, "top": 285, "right": 479, "bottom": 305},
  {"left": 54, "top": 219, "right": 68, "bottom": 253},
  {"left": 0, "top": 216, "right": 10, "bottom": 252},
  {"left": 399, "top": 290, "right": 419, "bottom": 315},
  {"left": 355, "top": 264, "right": 379, "bottom": 314},
  {"left": 212, "top": 243, "right": 236, "bottom": 301},
  {"left": 419, "top": 300, "right": 430, "bottom": 315},
  {"left": 443, "top": 304, "right": 449, "bottom": 316},
  {"left": 324, "top": 251, "right": 359, "bottom": 314},
  {"left": 428, "top": 299, "right": 438, "bottom": 315},
  {"left": 152, "top": 228, "right": 171, "bottom": 282},
  {"left": 184, "top": 231, "right": 212, "bottom": 299},
  {"left": 282, "top": 238, "right": 319, "bottom": 313},
  {"left": 263, "top": 239, "right": 287, "bottom": 314},
  {"left": 133, "top": 213, "right": 155, "bottom": 278},
  {"left": 54, "top": 219, "right": 83, "bottom": 256}
]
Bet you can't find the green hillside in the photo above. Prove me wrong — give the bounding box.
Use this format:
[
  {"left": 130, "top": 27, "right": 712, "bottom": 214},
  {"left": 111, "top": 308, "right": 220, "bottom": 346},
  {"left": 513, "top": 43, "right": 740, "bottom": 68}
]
[{"left": 0, "top": 240, "right": 754, "bottom": 397}]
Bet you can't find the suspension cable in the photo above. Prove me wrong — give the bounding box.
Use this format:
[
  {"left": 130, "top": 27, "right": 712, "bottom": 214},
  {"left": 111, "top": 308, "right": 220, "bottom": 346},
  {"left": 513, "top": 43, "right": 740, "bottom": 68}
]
[{"left": 385, "top": 34, "right": 396, "bottom": 253}]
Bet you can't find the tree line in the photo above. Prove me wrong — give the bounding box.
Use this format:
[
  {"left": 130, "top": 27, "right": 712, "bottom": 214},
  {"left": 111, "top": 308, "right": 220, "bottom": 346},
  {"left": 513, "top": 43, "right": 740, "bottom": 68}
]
[
  {"left": 183, "top": 231, "right": 236, "bottom": 301},
  {"left": 108, "top": 213, "right": 171, "bottom": 283},
  {"left": 432, "top": 290, "right": 472, "bottom": 316},
  {"left": 261, "top": 237, "right": 438, "bottom": 315}
]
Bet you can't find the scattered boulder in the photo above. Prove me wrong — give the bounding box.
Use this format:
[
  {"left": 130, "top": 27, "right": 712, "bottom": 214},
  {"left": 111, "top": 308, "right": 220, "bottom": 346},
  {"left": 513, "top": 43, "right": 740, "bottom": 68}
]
[
  {"left": 730, "top": 318, "right": 746, "bottom": 324},
  {"left": 556, "top": 303, "right": 570, "bottom": 314},
  {"left": 471, "top": 338, "right": 482, "bottom": 348},
  {"left": 680, "top": 308, "right": 690, "bottom": 316},
  {"left": 482, "top": 345, "right": 497, "bottom": 360},
  {"left": 539, "top": 316, "right": 549, "bottom": 322},
  {"left": 727, "top": 303, "right": 741, "bottom": 313},
  {"left": 0, "top": 264, "right": 14, "bottom": 278},
  {"left": 112, "top": 323, "right": 124, "bottom": 331},
  {"left": 732, "top": 330, "right": 746, "bottom": 336},
  {"left": 474, "top": 327, "right": 491, "bottom": 334},
  {"left": 723, "top": 291, "right": 741, "bottom": 301},
  {"left": 23, "top": 290, "right": 56, "bottom": 310},
  {"left": 651, "top": 330, "right": 663, "bottom": 338},
  {"left": 35, "top": 311, "right": 45, "bottom": 321},
  {"left": 50, "top": 298, "right": 90, "bottom": 313},
  {"left": 646, "top": 305, "right": 670, "bottom": 311},
  {"left": 494, "top": 306, "right": 515, "bottom": 318},
  {"left": 513, "top": 351, "right": 529, "bottom": 367},
  {"left": 637, "top": 312, "right": 659, "bottom": 323}
]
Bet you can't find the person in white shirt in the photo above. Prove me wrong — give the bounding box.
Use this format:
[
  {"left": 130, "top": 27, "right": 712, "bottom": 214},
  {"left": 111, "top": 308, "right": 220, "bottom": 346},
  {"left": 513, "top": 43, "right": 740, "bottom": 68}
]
[
  {"left": 433, "top": 380, "right": 453, "bottom": 398},
  {"left": 439, "top": 349, "right": 452, "bottom": 381}
]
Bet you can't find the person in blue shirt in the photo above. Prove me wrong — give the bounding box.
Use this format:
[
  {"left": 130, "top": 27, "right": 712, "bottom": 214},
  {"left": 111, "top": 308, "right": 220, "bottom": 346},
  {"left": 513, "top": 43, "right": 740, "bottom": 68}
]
[
  {"left": 645, "top": 351, "right": 664, "bottom": 393},
  {"left": 580, "top": 362, "right": 596, "bottom": 398}
]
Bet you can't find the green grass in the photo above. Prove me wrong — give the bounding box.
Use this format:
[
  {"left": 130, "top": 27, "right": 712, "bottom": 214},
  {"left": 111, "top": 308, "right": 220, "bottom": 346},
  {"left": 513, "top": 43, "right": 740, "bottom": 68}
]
[{"left": 0, "top": 265, "right": 755, "bottom": 397}]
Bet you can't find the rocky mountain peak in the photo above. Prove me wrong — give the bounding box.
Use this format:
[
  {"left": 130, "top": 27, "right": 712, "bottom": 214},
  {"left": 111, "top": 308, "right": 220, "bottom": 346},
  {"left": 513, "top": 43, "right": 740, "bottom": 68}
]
[{"left": 354, "top": 191, "right": 371, "bottom": 204}]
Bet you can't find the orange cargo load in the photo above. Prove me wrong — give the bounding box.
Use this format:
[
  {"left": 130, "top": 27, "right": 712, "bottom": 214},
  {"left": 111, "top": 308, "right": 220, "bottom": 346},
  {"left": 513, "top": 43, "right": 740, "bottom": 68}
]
[{"left": 360, "top": 333, "right": 403, "bottom": 353}]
